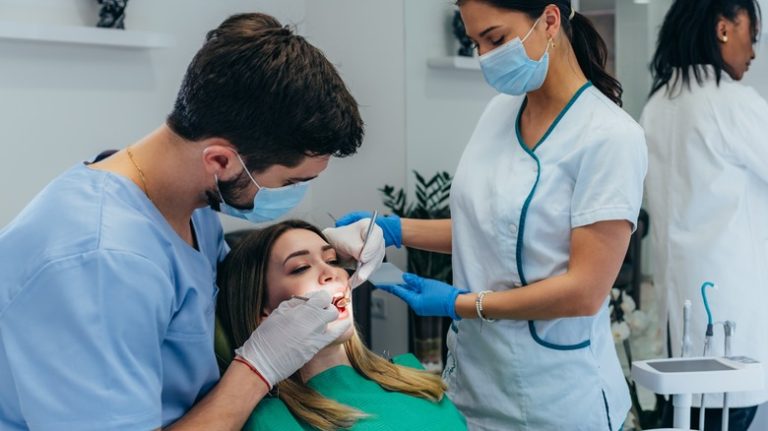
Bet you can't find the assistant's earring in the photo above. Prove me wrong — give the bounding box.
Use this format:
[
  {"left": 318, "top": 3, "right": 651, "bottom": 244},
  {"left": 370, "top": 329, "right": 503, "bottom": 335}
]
[{"left": 721, "top": 34, "right": 729, "bottom": 43}]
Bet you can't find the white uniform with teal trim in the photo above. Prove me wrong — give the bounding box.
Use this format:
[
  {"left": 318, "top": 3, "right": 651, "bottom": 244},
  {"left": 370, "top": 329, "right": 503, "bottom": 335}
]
[{"left": 443, "top": 83, "right": 647, "bottom": 430}]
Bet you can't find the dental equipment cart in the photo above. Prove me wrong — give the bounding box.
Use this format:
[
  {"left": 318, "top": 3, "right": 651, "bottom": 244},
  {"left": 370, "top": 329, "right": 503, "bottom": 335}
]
[{"left": 631, "top": 356, "right": 764, "bottom": 430}]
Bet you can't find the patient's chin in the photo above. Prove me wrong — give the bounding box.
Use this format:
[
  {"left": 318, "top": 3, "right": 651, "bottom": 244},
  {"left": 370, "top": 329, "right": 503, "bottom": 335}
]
[{"left": 334, "top": 324, "right": 356, "bottom": 345}]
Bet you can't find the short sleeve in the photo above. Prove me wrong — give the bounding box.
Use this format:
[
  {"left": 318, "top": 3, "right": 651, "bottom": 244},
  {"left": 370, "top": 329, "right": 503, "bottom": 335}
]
[
  {"left": 0, "top": 250, "right": 173, "bottom": 430},
  {"left": 570, "top": 123, "right": 648, "bottom": 231}
]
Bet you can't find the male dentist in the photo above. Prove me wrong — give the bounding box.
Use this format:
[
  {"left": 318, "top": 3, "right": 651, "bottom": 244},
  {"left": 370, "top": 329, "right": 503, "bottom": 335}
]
[{"left": 0, "top": 12, "right": 382, "bottom": 431}]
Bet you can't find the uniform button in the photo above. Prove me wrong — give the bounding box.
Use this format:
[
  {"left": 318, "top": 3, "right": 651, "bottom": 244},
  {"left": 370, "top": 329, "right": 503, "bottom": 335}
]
[{"left": 509, "top": 224, "right": 518, "bottom": 233}]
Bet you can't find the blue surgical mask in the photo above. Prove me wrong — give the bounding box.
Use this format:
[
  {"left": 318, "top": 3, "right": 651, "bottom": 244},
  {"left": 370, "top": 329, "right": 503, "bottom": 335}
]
[
  {"left": 479, "top": 16, "right": 551, "bottom": 95},
  {"left": 216, "top": 155, "right": 310, "bottom": 223}
]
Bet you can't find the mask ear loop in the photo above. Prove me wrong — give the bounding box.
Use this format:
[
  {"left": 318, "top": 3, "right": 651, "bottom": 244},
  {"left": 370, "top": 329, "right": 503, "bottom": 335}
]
[
  {"left": 213, "top": 173, "right": 226, "bottom": 205},
  {"left": 521, "top": 15, "right": 543, "bottom": 44},
  {"left": 234, "top": 153, "right": 263, "bottom": 191}
]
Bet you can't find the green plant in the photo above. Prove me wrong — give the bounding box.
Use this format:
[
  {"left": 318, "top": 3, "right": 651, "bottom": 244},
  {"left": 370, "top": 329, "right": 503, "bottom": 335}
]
[
  {"left": 380, "top": 171, "right": 453, "bottom": 371},
  {"left": 380, "top": 171, "right": 453, "bottom": 283}
]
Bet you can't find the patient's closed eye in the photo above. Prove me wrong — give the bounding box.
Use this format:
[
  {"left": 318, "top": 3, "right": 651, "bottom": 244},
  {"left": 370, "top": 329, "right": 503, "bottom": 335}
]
[
  {"left": 288, "top": 259, "right": 341, "bottom": 275},
  {"left": 289, "top": 265, "right": 310, "bottom": 275}
]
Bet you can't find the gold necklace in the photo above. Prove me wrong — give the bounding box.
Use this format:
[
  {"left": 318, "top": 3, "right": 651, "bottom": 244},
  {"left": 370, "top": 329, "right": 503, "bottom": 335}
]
[{"left": 126, "top": 147, "right": 152, "bottom": 203}]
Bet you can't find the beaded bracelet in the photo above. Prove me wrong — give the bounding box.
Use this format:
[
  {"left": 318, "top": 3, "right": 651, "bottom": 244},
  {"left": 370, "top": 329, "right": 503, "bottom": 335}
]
[{"left": 475, "top": 290, "right": 497, "bottom": 323}]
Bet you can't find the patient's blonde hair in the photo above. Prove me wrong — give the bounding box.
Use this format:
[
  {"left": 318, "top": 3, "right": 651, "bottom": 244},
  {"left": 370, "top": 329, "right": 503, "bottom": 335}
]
[{"left": 217, "top": 220, "right": 446, "bottom": 431}]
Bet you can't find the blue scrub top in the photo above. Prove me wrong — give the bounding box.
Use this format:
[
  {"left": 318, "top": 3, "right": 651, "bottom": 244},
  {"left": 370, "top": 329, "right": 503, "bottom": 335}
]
[{"left": 0, "top": 163, "right": 229, "bottom": 430}]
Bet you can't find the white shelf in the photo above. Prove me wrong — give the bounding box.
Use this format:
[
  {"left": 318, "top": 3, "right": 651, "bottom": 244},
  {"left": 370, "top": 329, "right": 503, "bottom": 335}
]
[
  {"left": 0, "top": 20, "right": 174, "bottom": 49},
  {"left": 427, "top": 56, "right": 481, "bottom": 71},
  {"left": 581, "top": 9, "right": 615, "bottom": 17}
]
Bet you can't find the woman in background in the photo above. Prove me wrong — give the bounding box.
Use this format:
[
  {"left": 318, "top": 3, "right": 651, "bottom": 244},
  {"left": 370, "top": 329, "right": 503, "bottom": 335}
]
[
  {"left": 216, "top": 220, "right": 467, "bottom": 431},
  {"left": 642, "top": 0, "right": 764, "bottom": 429}
]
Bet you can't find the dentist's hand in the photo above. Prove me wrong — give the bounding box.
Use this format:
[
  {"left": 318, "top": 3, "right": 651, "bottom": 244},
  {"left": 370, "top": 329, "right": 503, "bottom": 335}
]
[
  {"left": 335, "top": 211, "right": 402, "bottom": 248},
  {"left": 377, "top": 273, "right": 468, "bottom": 321},
  {"left": 323, "top": 217, "right": 386, "bottom": 289},
  {"left": 234, "top": 290, "right": 351, "bottom": 388}
]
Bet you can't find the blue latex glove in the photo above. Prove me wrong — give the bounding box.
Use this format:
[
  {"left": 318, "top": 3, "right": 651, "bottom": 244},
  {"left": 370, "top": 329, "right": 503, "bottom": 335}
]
[
  {"left": 377, "top": 273, "right": 467, "bottom": 321},
  {"left": 336, "top": 211, "right": 402, "bottom": 248}
]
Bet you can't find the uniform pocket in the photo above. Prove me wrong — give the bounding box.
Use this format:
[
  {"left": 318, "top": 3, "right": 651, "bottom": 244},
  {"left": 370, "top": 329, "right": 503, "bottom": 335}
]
[
  {"left": 166, "top": 285, "right": 217, "bottom": 340},
  {"left": 528, "top": 318, "right": 591, "bottom": 350}
]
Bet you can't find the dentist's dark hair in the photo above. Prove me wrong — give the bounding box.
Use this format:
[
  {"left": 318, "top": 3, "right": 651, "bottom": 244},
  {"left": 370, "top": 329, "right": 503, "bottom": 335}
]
[
  {"left": 456, "top": 0, "right": 622, "bottom": 106},
  {"left": 167, "top": 13, "right": 364, "bottom": 173},
  {"left": 650, "top": 0, "right": 761, "bottom": 96}
]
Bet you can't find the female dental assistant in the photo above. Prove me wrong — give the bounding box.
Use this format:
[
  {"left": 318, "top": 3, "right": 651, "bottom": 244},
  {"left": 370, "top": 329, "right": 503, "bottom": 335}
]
[
  {"left": 331, "top": 1, "right": 647, "bottom": 429},
  {"left": 641, "top": 0, "right": 765, "bottom": 429}
]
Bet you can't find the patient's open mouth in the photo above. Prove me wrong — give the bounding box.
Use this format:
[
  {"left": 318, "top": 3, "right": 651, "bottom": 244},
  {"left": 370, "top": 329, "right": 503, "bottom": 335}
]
[{"left": 332, "top": 294, "right": 350, "bottom": 312}]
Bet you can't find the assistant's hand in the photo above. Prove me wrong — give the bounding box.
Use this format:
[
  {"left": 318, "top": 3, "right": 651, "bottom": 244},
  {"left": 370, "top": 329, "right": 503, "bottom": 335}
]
[
  {"left": 335, "top": 211, "right": 402, "bottom": 248},
  {"left": 234, "top": 290, "right": 351, "bottom": 388},
  {"left": 323, "top": 218, "right": 386, "bottom": 289},
  {"left": 377, "top": 273, "right": 467, "bottom": 321}
]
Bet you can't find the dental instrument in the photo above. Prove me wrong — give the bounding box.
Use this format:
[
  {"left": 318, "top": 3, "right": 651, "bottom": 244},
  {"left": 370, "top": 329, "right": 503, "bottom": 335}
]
[
  {"left": 722, "top": 320, "right": 735, "bottom": 430},
  {"left": 358, "top": 210, "right": 378, "bottom": 266},
  {"left": 699, "top": 282, "right": 716, "bottom": 430},
  {"left": 681, "top": 300, "right": 693, "bottom": 357},
  {"left": 368, "top": 262, "right": 406, "bottom": 286}
]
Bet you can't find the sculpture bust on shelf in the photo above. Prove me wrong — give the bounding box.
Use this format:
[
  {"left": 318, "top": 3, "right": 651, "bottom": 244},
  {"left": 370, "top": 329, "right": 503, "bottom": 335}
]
[
  {"left": 452, "top": 10, "right": 474, "bottom": 57},
  {"left": 97, "top": 0, "right": 129, "bottom": 29}
]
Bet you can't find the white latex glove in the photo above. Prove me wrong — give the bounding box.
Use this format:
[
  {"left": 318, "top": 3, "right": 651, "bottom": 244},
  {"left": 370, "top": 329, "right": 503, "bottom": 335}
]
[
  {"left": 323, "top": 218, "right": 386, "bottom": 289},
  {"left": 234, "top": 290, "right": 351, "bottom": 388}
]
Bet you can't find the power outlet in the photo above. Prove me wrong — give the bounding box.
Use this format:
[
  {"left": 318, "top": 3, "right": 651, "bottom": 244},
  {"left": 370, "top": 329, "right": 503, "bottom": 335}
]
[{"left": 371, "top": 296, "right": 387, "bottom": 319}]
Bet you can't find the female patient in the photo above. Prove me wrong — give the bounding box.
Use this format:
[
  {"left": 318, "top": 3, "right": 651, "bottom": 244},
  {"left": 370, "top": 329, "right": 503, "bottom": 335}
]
[{"left": 217, "top": 220, "right": 466, "bottom": 431}]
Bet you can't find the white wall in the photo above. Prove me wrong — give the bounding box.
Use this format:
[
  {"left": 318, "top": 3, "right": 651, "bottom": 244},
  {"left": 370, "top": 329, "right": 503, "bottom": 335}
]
[
  {"left": 615, "top": 0, "right": 650, "bottom": 120},
  {"left": 0, "top": 0, "right": 304, "bottom": 228},
  {"left": 743, "top": 0, "right": 768, "bottom": 98},
  {"left": 403, "top": 1, "right": 494, "bottom": 182}
]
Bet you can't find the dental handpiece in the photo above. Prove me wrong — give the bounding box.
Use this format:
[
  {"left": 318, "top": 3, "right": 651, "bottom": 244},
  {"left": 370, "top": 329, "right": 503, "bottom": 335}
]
[
  {"left": 681, "top": 300, "right": 692, "bottom": 357},
  {"left": 722, "top": 321, "right": 736, "bottom": 431},
  {"left": 699, "top": 282, "right": 717, "bottom": 430},
  {"left": 724, "top": 321, "right": 735, "bottom": 357}
]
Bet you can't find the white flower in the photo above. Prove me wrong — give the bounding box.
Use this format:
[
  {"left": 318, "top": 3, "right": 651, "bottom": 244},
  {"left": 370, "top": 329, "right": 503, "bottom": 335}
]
[
  {"left": 625, "top": 411, "right": 638, "bottom": 428},
  {"left": 611, "top": 321, "right": 631, "bottom": 343},
  {"left": 608, "top": 305, "right": 614, "bottom": 316},
  {"left": 626, "top": 310, "right": 649, "bottom": 333},
  {"left": 611, "top": 288, "right": 621, "bottom": 300},
  {"left": 621, "top": 295, "right": 637, "bottom": 314}
]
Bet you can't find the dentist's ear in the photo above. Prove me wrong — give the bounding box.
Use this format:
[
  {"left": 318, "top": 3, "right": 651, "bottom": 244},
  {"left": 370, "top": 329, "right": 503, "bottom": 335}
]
[{"left": 202, "top": 139, "right": 239, "bottom": 178}]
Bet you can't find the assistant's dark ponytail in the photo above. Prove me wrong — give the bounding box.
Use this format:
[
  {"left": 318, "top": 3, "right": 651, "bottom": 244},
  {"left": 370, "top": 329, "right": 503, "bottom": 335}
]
[
  {"left": 456, "top": 0, "right": 622, "bottom": 106},
  {"left": 568, "top": 12, "right": 622, "bottom": 106}
]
